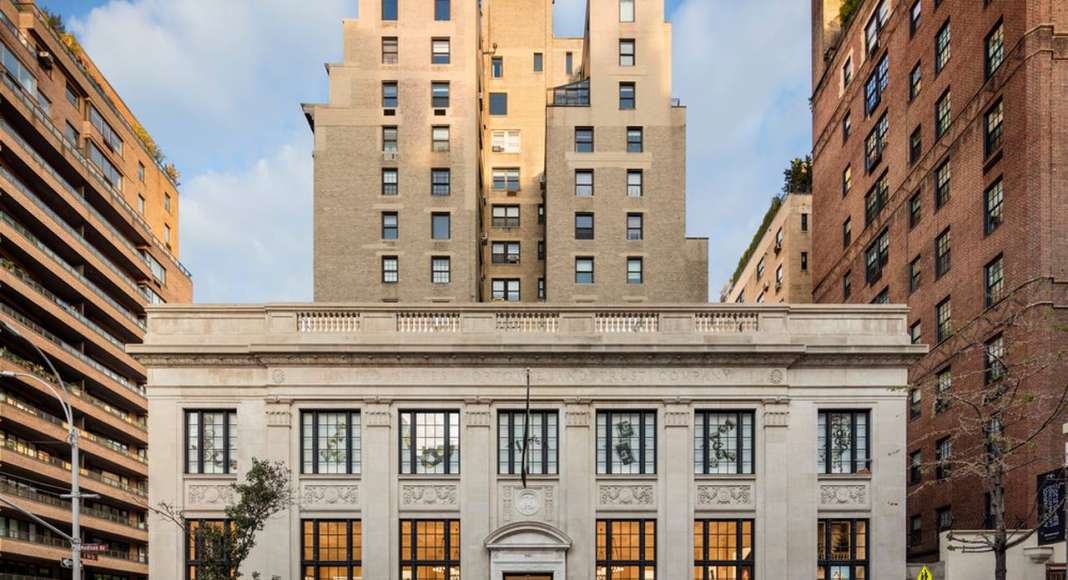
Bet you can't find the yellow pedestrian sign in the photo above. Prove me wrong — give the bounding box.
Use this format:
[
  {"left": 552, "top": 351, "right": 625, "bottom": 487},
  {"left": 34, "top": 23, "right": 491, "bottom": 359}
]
[{"left": 917, "top": 565, "right": 933, "bottom": 580}]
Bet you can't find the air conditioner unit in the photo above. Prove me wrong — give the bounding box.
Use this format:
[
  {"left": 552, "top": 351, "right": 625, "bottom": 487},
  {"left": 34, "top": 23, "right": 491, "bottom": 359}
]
[
  {"left": 480, "top": 233, "right": 488, "bottom": 244},
  {"left": 383, "top": 151, "right": 399, "bottom": 161},
  {"left": 383, "top": 108, "right": 396, "bottom": 116},
  {"left": 492, "top": 146, "right": 504, "bottom": 152},
  {"left": 37, "top": 51, "right": 53, "bottom": 69}
]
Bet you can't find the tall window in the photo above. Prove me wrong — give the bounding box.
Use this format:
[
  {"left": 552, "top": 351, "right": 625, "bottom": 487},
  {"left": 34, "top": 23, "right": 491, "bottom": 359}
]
[
  {"left": 910, "top": 62, "right": 922, "bottom": 101},
  {"left": 492, "top": 168, "right": 521, "bottom": 192},
  {"left": 432, "top": 257, "right": 451, "bottom": 284},
  {"left": 985, "top": 99, "right": 1003, "bottom": 156},
  {"left": 844, "top": 272, "right": 852, "bottom": 299},
  {"left": 935, "top": 20, "right": 951, "bottom": 73},
  {"left": 301, "top": 411, "right": 361, "bottom": 474},
  {"left": 910, "top": 0, "right": 922, "bottom": 34},
  {"left": 434, "top": 0, "right": 450, "bottom": 20},
  {"left": 986, "top": 20, "right": 1004, "bottom": 77},
  {"left": 565, "top": 51, "right": 573, "bottom": 74},
  {"left": 935, "top": 367, "right": 952, "bottom": 413},
  {"left": 431, "top": 38, "right": 450, "bottom": 64},
  {"left": 302, "top": 520, "right": 362, "bottom": 579},
  {"left": 864, "top": 229, "right": 889, "bottom": 285},
  {"left": 910, "top": 256, "right": 922, "bottom": 292},
  {"left": 864, "top": 113, "right": 888, "bottom": 171},
  {"left": 399, "top": 411, "right": 459, "bottom": 475},
  {"left": 626, "top": 127, "right": 643, "bottom": 153},
  {"left": 842, "top": 165, "right": 852, "bottom": 195},
  {"left": 382, "top": 212, "right": 399, "bottom": 239},
  {"left": 431, "top": 168, "right": 450, "bottom": 196},
  {"left": 935, "top": 228, "right": 951, "bottom": 278},
  {"left": 597, "top": 410, "right": 656, "bottom": 474},
  {"left": 627, "top": 170, "right": 643, "bottom": 197},
  {"left": 818, "top": 410, "right": 870, "bottom": 474},
  {"left": 400, "top": 520, "right": 460, "bottom": 579},
  {"left": 381, "top": 0, "right": 397, "bottom": 20},
  {"left": 186, "top": 520, "right": 231, "bottom": 578},
  {"left": 619, "top": 0, "right": 635, "bottom": 22},
  {"left": 935, "top": 159, "right": 951, "bottom": 208},
  {"left": 911, "top": 320, "right": 922, "bottom": 344},
  {"left": 88, "top": 105, "right": 123, "bottom": 155},
  {"left": 383, "top": 126, "right": 398, "bottom": 152},
  {"left": 619, "top": 39, "right": 635, "bottom": 66},
  {"left": 910, "top": 389, "right": 922, "bottom": 418},
  {"left": 694, "top": 411, "right": 754, "bottom": 474},
  {"left": 575, "top": 257, "right": 595, "bottom": 284},
  {"left": 818, "top": 520, "right": 869, "bottom": 580},
  {"left": 597, "top": 520, "right": 655, "bottom": 579},
  {"left": 489, "top": 92, "right": 508, "bottom": 115},
  {"left": 185, "top": 411, "right": 236, "bottom": 474},
  {"left": 491, "top": 242, "right": 521, "bottom": 264},
  {"left": 936, "top": 297, "right": 952, "bottom": 342},
  {"left": 498, "top": 410, "right": 558, "bottom": 475},
  {"left": 87, "top": 142, "right": 122, "bottom": 191},
  {"left": 985, "top": 255, "right": 1004, "bottom": 306},
  {"left": 575, "top": 213, "right": 594, "bottom": 239},
  {"left": 431, "top": 213, "right": 451, "bottom": 240},
  {"left": 382, "top": 168, "right": 399, "bottom": 196},
  {"left": 431, "top": 82, "right": 450, "bottom": 108},
  {"left": 936, "top": 437, "right": 952, "bottom": 479},
  {"left": 985, "top": 334, "right": 1006, "bottom": 384},
  {"left": 937, "top": 507, "right": 953, "bottom": 532},
  {"left": 842, "top": 217, "right": 852, "bottom": 248},
  {"left": 382, "top": 37, "right": 398, "bottom": 64},
  {"left": 842, "top": 56, "right": 853, "bottom": 86},
  {"left": 864, "top": 173, "right": 888, "bottom": 225},
  {"left": 864, "top": 0, "right": 888, "bottom": 54},
  {"left": 694, "top": 520, "right": 754, "bottom": 580},
  {"left": 935, "top": 90, "right": 951, "bottom": 138},
  {"left": 491, "top": 56, "right": 503, "bottom": 78},
  {"left": 575, "top": 170, "right": 594, "bottom": 197},
  {"left": 382, "top": 256, "right": 399, "bottom": 283},
  {"left": 492, "top": 205, "right": 520, "bottom": 228},
  {"left": 864, "top": 53, "right": 889, "bottom": 115},
  {"left": 627, "top": 258, "right": 643, "bottom": 284},
  {"left": 801, "top": 252, "right": 809, "bottom": 272},
  {"left": 431, "top": 126, "right": 450, "bottom": 152},
  {"left": 910, "top": 450, "right": 923, "bottom": 484},
  {"left": 491, "top": 278, "right": 520, "bottom": 301},
  {"left": 909, "top": 125, "right": 922, "bottom": 164},
  {"left": 626, "top": 213, "right": 643, "bottom": 240},
  {"left": 910, "top": 193, "right": 922, "bottom": 228},
  {"left": 801, "top": 213, "right": 809, "bottom": 232},
  {"left": 842, "top": 111, "right": 852, "bottom": 141},
  {"left": 575, "top": 127, "right": 594, "bottom": 152},
  {"left": 382, "top": 81, "right": 398, "bottom": 108},
  {"left": 533, "top": 52, "right": 543, "bottom": 72},
  {"left": 984, "top": 178, "right": 1003, "bottom": 234},
  {"left": 619, "top": 82, "right": 636, "bottom": 110}
]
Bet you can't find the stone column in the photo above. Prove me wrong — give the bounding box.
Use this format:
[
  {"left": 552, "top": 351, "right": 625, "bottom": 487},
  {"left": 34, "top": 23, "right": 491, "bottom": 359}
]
[
  {"left": 362, "top": 403, "right": 393, "bottom": 579},
  {"left": 662, "top": 404, "right": 694, "bottom": 579},
  {"left": 461, "top": 404, "right": 492, "bottom": 578},
  {"left": 262, "top": 400, "right": 294, "bottom": 578},
  {"left": 761, "top": 399, "right": 791, "bottom": 579},
  {"left": 564, "top": 402, "right": 593, "bottom": 580}
]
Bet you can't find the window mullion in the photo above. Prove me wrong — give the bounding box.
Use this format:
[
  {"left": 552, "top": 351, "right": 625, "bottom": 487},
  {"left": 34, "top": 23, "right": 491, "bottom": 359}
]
[{"left": 346, "top": 412, "right": 354, "bottom": 475}]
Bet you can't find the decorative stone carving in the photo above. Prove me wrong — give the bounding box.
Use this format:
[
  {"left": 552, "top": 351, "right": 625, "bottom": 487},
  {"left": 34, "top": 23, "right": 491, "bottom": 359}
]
[
  {"left": 465, "top": 407, "right": 491, "bottom": 427},
  {"left": 515, "top": 489, "right": 540, "bottom": 516},
  {"left": 819, "top": 484, "right": 869, "bottom": 508},
  {"left": 401, "top": 484, "right": 458, "bottom": 507},
  {"left": 301, "top": 484, "right": 360, "bottom": 507},
  {"left": 271, "top": 368, "right": 285, "bottom": 384},
  {"left": 187, "top": 484, "right": 236, "bottom": 506},
  {"left": 696, "top": 484, "right": 754, "bottom": 508},
  {"left": 501, "top": 484, "right": 556, "bottom": 524},
  {"left": 566, "top": 410, "right": 590, "bottom": 427},
  {"left": 265, "top": 405, "right": 291, "bottom": 427},
  {"left": 364, "top": 406, "right": 391, "bottom": 427},
  {"left": 664, "top": 410, "right": 690, "bottom": 428},
  {"left": 768, "top": 369, "right": 785, "bottom": 384},
  {"left": 763, "top": 404, "right": 790, "bottom": 428},
  {"left": 598, "top": 484, "right": 655, "bottom": 507}
]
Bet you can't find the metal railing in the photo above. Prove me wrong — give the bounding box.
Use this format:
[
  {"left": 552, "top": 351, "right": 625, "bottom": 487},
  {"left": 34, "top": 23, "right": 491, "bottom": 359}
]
[
  {"left": 0, "top": 436, "right": 147, "bottom": 497},
  {"left": 0, "top": 393, "right": 146, "bottom": 464}
]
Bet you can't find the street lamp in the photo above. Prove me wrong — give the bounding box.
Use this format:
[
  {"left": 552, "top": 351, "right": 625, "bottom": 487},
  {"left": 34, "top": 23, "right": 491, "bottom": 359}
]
[{"left": 0, "top": 319, "right": 93, "bottom": 579}]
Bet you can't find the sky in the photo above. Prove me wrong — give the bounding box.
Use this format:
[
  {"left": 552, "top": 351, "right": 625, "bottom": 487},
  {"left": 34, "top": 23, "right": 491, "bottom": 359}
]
[{"left": 45, "top": 0, "right": 811, "bottom": 303}]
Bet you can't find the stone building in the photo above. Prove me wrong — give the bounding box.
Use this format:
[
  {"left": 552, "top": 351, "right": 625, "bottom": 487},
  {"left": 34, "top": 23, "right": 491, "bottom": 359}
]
[
  {"left": 722, "top": 192, "right": 813, "bottom": 305},
  {"left": 133, "top": 304, "right": 921, "bottom": 579},
  {"left": 0, "top": 0, "right": 192, "bottom": 577},
  {"left": 810, "top": 0, "right": 1068, "bottom": 563}
]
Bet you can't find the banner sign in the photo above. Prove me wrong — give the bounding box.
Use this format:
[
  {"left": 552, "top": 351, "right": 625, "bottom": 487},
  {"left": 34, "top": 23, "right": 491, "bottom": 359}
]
[{"left": 1037, "top": 469, "right": 1065, "bottom": 545}]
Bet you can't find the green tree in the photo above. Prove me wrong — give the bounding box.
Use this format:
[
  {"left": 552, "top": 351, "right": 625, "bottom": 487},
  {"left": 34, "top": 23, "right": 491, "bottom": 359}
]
[{"left": 782, "top": 155, "right": 812, "bottom": 194}]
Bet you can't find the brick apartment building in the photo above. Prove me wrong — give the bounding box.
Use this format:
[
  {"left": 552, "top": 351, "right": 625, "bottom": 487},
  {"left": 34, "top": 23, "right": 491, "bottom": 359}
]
[
  {"left": 0, "top": 0, "right": 192, "bottom": 577},
  {"left": 810, "top": 0, "right": 1068, "bottom": 561}
]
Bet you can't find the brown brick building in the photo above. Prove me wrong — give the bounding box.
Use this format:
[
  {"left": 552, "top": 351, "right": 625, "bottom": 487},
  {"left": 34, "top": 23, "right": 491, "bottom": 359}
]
[
  {"left": 810, "top": 0, "right": 1068, "bottom": 561},
  {"left": 0, "top": 1, "right": 192, "bottom": 577}
]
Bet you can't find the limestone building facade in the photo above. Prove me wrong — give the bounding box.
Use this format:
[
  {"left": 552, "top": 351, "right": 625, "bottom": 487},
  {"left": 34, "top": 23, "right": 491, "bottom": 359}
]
[{"left": 722, "top": 192, "right": 813, "bottom": 305}]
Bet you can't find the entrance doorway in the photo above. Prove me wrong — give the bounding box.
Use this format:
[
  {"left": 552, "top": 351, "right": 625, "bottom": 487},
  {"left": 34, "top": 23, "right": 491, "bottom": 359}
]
[{"left": 504, "top": 575, "right": 553, "bottom": 580}]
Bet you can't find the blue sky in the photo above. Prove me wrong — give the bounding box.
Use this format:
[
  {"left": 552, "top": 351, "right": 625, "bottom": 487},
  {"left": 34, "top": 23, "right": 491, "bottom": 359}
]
[{"left": 48, "top": 0, "right": 810, "bottom": 303}]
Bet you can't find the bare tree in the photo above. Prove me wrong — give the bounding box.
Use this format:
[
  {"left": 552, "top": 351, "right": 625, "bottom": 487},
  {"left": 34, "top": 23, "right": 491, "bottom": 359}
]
[
  {"left": 154, "top": 458, "right": 292, "bottom": 579},
  {"left": 909, "top": 277, "right": 1068, "bottom": 580}
]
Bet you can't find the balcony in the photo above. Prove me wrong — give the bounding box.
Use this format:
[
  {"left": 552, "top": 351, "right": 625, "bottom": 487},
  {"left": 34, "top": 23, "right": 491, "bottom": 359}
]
[
  {"left": 0, "top": 435, "right": 147, "bottom": 505},
  {"left": 0, "top": 478, "right": 148, "bottom": 539},
  {"left": 0, "top": 529, "right": 147, "bottom": 574}
]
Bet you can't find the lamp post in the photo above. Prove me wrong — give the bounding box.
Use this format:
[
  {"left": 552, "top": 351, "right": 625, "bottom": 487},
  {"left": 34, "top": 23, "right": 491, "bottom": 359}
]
[{"left": 0, "top": 320, "right": 91, "bottom": 579}]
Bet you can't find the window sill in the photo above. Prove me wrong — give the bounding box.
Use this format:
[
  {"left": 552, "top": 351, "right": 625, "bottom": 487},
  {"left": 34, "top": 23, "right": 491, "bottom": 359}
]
[
  {"left": 595, "top": 474, "right": 658, "bottom": 481},
  {"left": 694, "top": 474, "right": 756, "bottom": 481},
  {"left": 818, "top": 472, "right": 872, "bottom": 481},
  {"left": 183, "top": 473, "right": 238, "bottom": 480},
  {"left": 497, "top": 474, "right": 560, "bottom": 482},
  {"left": 397, "top": 474, "right": 461, "bottom": 481},
  {"left": 299, "top": 473, "right": 362, "bottom": 481},
  {"left": 983, "top": 149, "right": 1003, "bottom": 174}
]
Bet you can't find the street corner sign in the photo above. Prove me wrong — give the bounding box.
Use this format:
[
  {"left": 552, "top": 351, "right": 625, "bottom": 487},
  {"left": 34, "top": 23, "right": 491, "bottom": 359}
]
[{"left": 917, "top": 565, "right": 933, "bottom": 580}]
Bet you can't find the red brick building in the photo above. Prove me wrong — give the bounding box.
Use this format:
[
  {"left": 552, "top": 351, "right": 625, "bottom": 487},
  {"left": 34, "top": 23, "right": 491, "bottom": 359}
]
[{"left": 810, "top": 0, "right": 1068, "bottom": 561}]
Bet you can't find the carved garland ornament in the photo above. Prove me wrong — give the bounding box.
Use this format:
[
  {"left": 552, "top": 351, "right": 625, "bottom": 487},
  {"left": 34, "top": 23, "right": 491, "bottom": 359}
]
[
  {"left": 598, "top": 485, "right": 655, "bottom": 506},
  {"left": 302, "top": 485, "right": 360, "bottom": 507},
  {"left": 401, "top": 484, "right": 458, "bottom": 507},
  {"left": 819, "top": 484, "right": 868, "bottom": 506},
  {"left": 696, "top": 484, "right": 753, "bottom": 507},
  {"left": 187, "top": 484, "right": 236, "bottom": 506}
]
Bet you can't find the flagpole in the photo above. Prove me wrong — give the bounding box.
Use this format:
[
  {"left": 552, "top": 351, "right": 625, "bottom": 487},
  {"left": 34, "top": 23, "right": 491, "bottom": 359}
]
[{"left": 521, "top": 367, "right": 531, "bottom": 488}]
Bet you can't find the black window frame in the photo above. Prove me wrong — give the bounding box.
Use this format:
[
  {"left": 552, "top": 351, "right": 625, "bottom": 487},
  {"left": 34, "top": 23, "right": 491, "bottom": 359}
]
[
  {"left": 909, "top": 192, "right": 922, "bottom": 229},
  {"left": 934, "top": 158, "right": 951, "bottom": 209},
  {"left": 985, "top": 19, "right": 1004, "bottom": 78},
  {"left": 491, "top": 204, "right": 520, "bottom": 228},
  {"left": 186, "top": 519, "right": 232, "bottom": 580},
  {"left": 596, "top": 410, "right": 656, "bottom": 475},
  {"left": 382, "top": 211, "right": 399, "bottom": 240},
  {"left": 491, "top": 241, "right": 521, "bottom": 264},
  {"left": 533, "top": 52, "right": 543, "bottom": 72},
  {"left": 400, "top": 520, "right": 460, "bottom": 579},
  {"left": 864, "top": 53, "right": 888, "bottom": 116},
  {"left": 382, "top": 37, "right": 398, "bottom": 64},
  {"left": 488, "top": 92, "right": 508, "bottom": 115},
  {"left": 984, "top": 177, "right": 1004, "bottom": 235},
  {"left": 497, "top": 409, "right": 559, "bottom": 475},
  {"left": 575, "top": 256, "right": 595, "bottom": 284},
  {"left": 910, "top": 255, "right": 922, "bottom": 292},
  {"left": 985, "top": 333, "right": 1006, "bottom": 384},
  {"left": 491, "top": 278, "right": 521, "bottom": 301},
  {"left": 626, "top": 126, "right": 643, "bottom": 153},
  {"left": 382, "top": 81, "right": 398, "bottom": 108},
  {"left": 909, "top": 450, "right": 923, "bottom": 484},
  {"left": 431, "top": 168, "right": 450, "bottom": 196},
  {"left": 431, "top": 37, "right": 450, "bottom": 64},
  {"left": 627, "top": 169, "right": 643, "bottom": 197},
  {"left": 864, "top": 172, "right": 888, "bottom": 226},
  {"left": 936, "top": 436, "right": 952, "bottom": 479},
  {"left": 575, "top": 212, "right": 595, "bottom": 240},
  {"left": 935, "top": 19, "right": 951, "bottom": 73},
  {"left": 431, "top": 81, "right": 450, "bottom": 108},
  {"left": 382, "top": 168, "right": 399, "bottom": 196},
  {"left": 431, "top": 212, "right": 451, "bottom": 241},
  {"left": 596, "top": 519, "right": 656, "bottom": 579},
  {"left": 864, "top": 228, "right": 889, "bottom": 285},
  {"left": 431, "top": 256, "right": 451, "bottom": 284},
  {"left": 694, "top": 410, "right": 755, "bottom": 475},
  {"left": 300, "top": 410, "right": 362, "bottom": 475},
  {"left": 301, "top": 519, "right": 363, "bottom": 579},
  {"left": 618, "top": 82, "right": 636, "bottom": 110},
  {"left": 817, "top": 410, "right": 871, "bottom": 474},
  {"left": 619, "top": 38, "right": 635, "bottom": 66},
  {"left": 626, "top": 257, "right": 643, "bottom": 284},
  {"left": 984, "top": 98, "right": 1003, "bottom": 157},
  {"left": 910, "top": 61, "right": 922, "bottom": 101},
  {"left": 842, "top": 217, "right": 851, "bottom": 248},
  {"left": 864, "top": 113, "right": 888, "bottom": 172},
  {"left": 626, "top": 213, "right": 643, "bottom": 240},
  {"left": 399, "top": 410, "right": 460, "bottom": 475},
  {"left": 693, "top": 519, "right": 754, "bottom": 580},
  {"left": 936, "top": 297, "right": 952, "bottom": 343},
  {"left": 935, "top": 227, "right": 951, "bottom": 278},
  {"left": 818, "top": 519, "right": 869, "bottom": 580},
  {"left": 184, "top": 410, "right": 236, "bottom": 475},
  {"left": 381, "top": 0, "right": 398, "bottom": 21},
  {"left": 935, "top": 89, "right": 951, "bottom": 139},
  {"left": 935, "top": 367, "right": 952, "bottom": 413},
  {"left": 985, "top": 254, "right": 1004, "bottom": 307},
  {"left": 575, "top": 169, "right": 594, "bottom": 197},
  {"left": 909, "top": 124, "right": 922, "bottom": 165},
  {"left": 382, "top": 256, "right": 398, "bottom": 283}
]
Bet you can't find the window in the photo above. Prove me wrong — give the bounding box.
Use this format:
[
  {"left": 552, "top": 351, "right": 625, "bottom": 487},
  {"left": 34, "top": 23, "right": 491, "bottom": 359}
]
[
  {"left": 775, "top": 227, "right": 784, "bottom": 249},
  {"left": 137, "top": 195, "right": 145, "bottom": 215},
  {"left": 491, "top": 242, "right": 521, "bottom": 264},
  {"left": 801, "top": 212, "right": 809, "bottom": 232},
  {"left": 64, "top": 121, "right": 79, "bottom": 145},
  {"left": 619, "top": 0, "right": 635, "bottom": 21},
  {"left": 491, "top": 56, "right": 503, "bottom": 78},
  {"left": 619, "top": 82, "right": 635, "bottom": 110},
  {"left": 301, "top": 411, "right": 361, "bottom": 474},
  {"left": 842, "top": 165, "right": 852, "bottom": 195},
  {"left": 597, "top": 410, "right": 655, "bottom": 474},
  {"left": 491, "top": 129, "right": 521, "bottom": 153},
  {"left": 935, "top": 20, "right": 951, "bottom": 73},
  {"left": 619, "top": 39, "right": 635, "bottom": 66},
  {"left": 186, "top": 520, "right": 232, "bottom": 578},
  {"left": 383, "top": 126, "right": 398, "bottom": 152},
  {"left": 575, "top": 170, "right": 594, "bottom": 197},
  {"left": 491, "top": 278, "right": 520, "bottom": 301},
  {"left": 627, "top": 170, "right": 643, "bottom": 197},
  {"left": 538, "top": 241, "right": 544, "bottom": 260},
  {"left": 533, "top": 52, "right": 543, "bottom": 72},
  {"left": 801, "top": 252, "right": 809, "bottom": 272},
  {"left": 431, "top": 82, "right": 450, "bottom": 108},
  {"left": 431, "top": 168, "right": 450, "bottom": 196},
  {"left": 864, "top": 173, "right": 888, "bottom": 225},
  {"left": 537, "top": 204, "right": 545, "bottom": 224},
  {"left": 985, "top": 255, "right": 1004, "bottom": 306},
  {"left": 910, "top": 62, "right": 922, "bottom": 101},
  {"left": 431, "top": 213, "right": 451, "bottom": 240},
  {"left": 910, "top": 515, "right": 923, "bottom": 547},
  {"left": 935, "top": 228, "right": 951, "bottom": 278},
  {"left": 864, "top": 54, "right": 888, "bottom": 116},
  {"left": 843, "top": 271, "right": 852, "bottom": 299},
  {"left": 910, "top": 388, "right": 922, "bottom": 419},
  {"left": 565, "top": 51, "right": 573, "bottom": 74},
  {"left": 538, "top": 277, "right": 546, "bottom": 300},
  {"left": 935, "top": 89, "right": 951, "bottom": 138},
  {"left": 935, "top": 159, "right": 951, "bottom": 208},
  {"left": 575, "top": 127, "right": 594, "bottom": 152},
  {"left": 492, "top": 168, "right": 521, "bottom": 192},
  {"left": 985, "top": 99, "right": 1003, "bottom": 156},
  {"left": 864, "top": 0, "right": 888, "bottom": 54},
  {"left": 382, "top": 212, "right": 399, "bottom": 239},
  {"left": 842, "top": 111, "right": 852, "bottom": 141},
  {"left": 382, "top": 256, "right": 398, "bottom": 283},
  {"left": 910, "top": 320, "right": 922, "bottom": 344},
  {"left": 842, "top": 217, "right": 852, "bottom": 248},
  {"left": 435, "top": 0, "right": 450, "bottom": 20},
  {"left": 910, "top": 125, "right": 922, "bottom": 164},
  {"left": 842, "top": 56, "right": 853, "bottom": 86},
  {"left": 910, "top": 192, "right": 922, "bottom": 228},
  {"left": 627, "top": 258, "right": 643, "bottom": 284},
  {"left": 872, "top": 287, "right": 889, "bottom": 304},
  {"left": 399, "top": 411, "right": 459, "bottom": 474},
  {"left": 986, "top": 21, "right": 1004, "bottom": 77},
  {"left": 185, "top": 410, "right": 236, "bottom": 474},
  {"left": 88, "top": 105, "right": 123, "bottom": 156},
  {"left": 432, "top": 257, "right": 451, "bottom": 284},
  {"left": 597, "top": 520, "right": 654, "bottom": 579},
  {"left": 694, "top": 520, "right": 754, "bottom": 580},
  {"left": 818, "top": 410, "right": 870, "bottom": 474},
  {"left": 936, "top": 297, "right": 952, "bottom": 342},
  {"left": 491, "top": 205, "right": 519, "bottom": 228},
  {"left": 400, "top": 520, "right": 460, "bottom": 578},
  {"left": 301, "top": 520, "right": 362, "bottom": 579},
  {"left": 984, "top": 178, "right": 1004, "bottom": 234},
  {"left": 165, "top": 224, "right": 172, "bottom": 246},
  {"left": 489, "top": 92, "right": 508, "bottom": 115},
  {"left": 818, "top": 520, "right": 869, "bottom": 580},
  {"left": 498, "top": 410, "right": 558, "bottom": 475},
  {"left": 909, "top": 451, "right": 923, "bottom": 485},
  {"left": 626, "top": 127, "right": 643, "bottom": 153},
  {"left": 381, "top": 0, "right": 397, "bottom": 20},
  {"left": 575, "top": 257, "right": 594, "bottom": 284},
  {"left": 865, "top": 113, "right": 888, "bottom": 171},
  {"left": 382, "top": 168, "right": 399, "bottom": 196},
  {"left": 937, "top": 507, "right": 953, "bottom": 531},
  {"left": 65, "top": 82, "right": 78, "bottom": 107},
  {"left": 694, "top": 411, "right": 754, "bottom": 474},
  {"left": 382, "top": 37, "right": 398, "bottom": 64},
  {"left": 626, "top": 213, "right": 643, "bottom": 240},
  {"left": 0, "top": 42, "right": 36, "bottom": 94},
  {"left": 87, "top": 142, "right": 122, "bottom": 192},
  {"left": 910, "top": 0, "right": 922, "bottom": 34},
  {"left": 910, "top": 256, "right": 922, "bottom": 292},
  {"left": 382, "top": 81, "right": 398, "bottom": 107},
  {"left": 431, "top": 38, "right": 450, "bottom": 64},
  {"left": 164, "top": 193, "right": 172, "bottom": 212},
  {"left": 935, "top": 437, "right": 951, "bottom": 479},
  {"left": 431, "top": 126, "right": 450, "bottom": 152},
  {"left": 935, "top": 367, "right": 952, "bottom": 413},
  {"left": 136, "top": 162, "right": 145, "bottom": 184},
  {"left": 757, "top": 256, "right": 766, "bottom": 279}
]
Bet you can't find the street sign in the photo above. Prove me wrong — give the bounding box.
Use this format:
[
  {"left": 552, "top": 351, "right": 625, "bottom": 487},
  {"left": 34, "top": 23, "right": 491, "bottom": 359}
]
[
  {"left": 81, "top": 552, "right": 98, "bottom": 561},
  {"left": 81, "top": 543, "right": 109, "bottom": 552},
  {"left": 60, "top": 558, "right": 72, "bottom": 569},
  {"left": 917, "top": 566, "right": 932, "bottom": 580}
]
